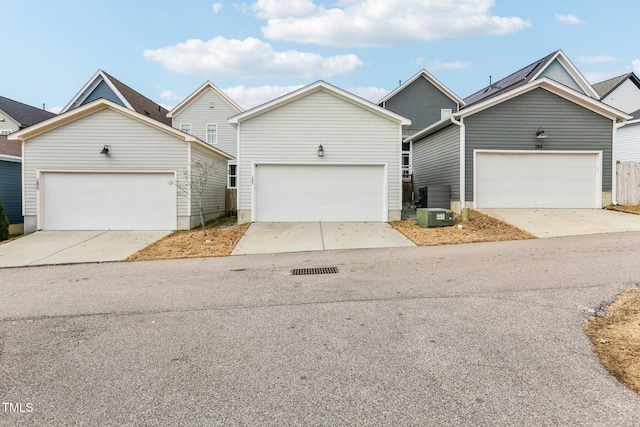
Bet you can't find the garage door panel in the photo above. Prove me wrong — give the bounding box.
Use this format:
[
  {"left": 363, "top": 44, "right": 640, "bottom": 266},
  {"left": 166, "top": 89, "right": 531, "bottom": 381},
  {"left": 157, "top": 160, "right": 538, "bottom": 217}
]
[
  {"left": 255, "top": 164, "right": 384, "bottom": 222},
  {"left": 43, "top": 173, "right": 175, "bottom": 230},
  {"left": 476, "top": 152, "right": 598, "bottom": 209}
]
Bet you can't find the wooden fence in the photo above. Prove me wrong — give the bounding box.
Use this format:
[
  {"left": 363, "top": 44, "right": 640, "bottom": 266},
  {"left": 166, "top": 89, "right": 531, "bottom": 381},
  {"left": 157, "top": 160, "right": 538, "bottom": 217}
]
[
  {"left": 617, "top": 161, "right": 640, "bottom": 205},
  {"left": 225, "top": 188, "right": 237, "bottom": 216}
]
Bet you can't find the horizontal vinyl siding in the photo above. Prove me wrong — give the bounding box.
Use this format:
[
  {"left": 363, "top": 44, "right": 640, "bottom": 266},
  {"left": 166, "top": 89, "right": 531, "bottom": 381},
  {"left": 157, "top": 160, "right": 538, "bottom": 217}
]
[
  {"left": 385, "top": 77, "right": 458, "bottom": 133},
  {"left": 24, "top": 108, "right": 188, "bottom": 217},
  {"left": 238, "top": 90, "right": 402, "bottom": 212},
  {"left": 0, "top": 160, "right": 22, "bottom": 223},
  {"left": 617, "top": 123, "right": 640, "bottom": 162},
  {"left": 172, "top": 89, "right": 238, "bottom": 158},
  {"left": 82, "top": 80, "right": 125, "bottom": 107},
  {"left": 412, "top": 125, "right": 460, "bottom": 201},
  {"left": 464, "top": 88, "right": 613, "bottom": 201},
  {"left": 538, "top": 60, "right": 583, "bottom": 94},
  {"left": 189, "top": 144, "right": 228, "bottom": 226}
]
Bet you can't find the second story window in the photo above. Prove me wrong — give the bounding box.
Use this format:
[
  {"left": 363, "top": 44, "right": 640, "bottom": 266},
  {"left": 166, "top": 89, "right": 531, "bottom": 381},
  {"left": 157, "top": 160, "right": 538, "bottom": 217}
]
[
  {"left": 207, "top": 124, "right": 217, "bottom": 145},
  {"left": 180, "top": 124, "right": 191, "bottom": 134}
]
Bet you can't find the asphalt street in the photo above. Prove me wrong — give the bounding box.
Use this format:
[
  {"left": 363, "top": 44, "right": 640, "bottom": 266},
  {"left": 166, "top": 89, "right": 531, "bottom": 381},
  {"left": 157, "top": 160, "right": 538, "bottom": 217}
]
[{"left": 1, "top": 232, "right": 640, "bottom": 426}]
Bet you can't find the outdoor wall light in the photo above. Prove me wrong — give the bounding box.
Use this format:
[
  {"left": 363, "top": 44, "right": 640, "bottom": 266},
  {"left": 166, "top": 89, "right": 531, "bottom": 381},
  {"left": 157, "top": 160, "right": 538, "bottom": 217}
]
[
  {"left": 536, "top": 127, "right": 548, "bottom": 139},
  {"left": 100, "top": 145, "right": 111, "bottom": 155},
  {"left": 317, "top": 144, "right": 325, "bottom": 157}
]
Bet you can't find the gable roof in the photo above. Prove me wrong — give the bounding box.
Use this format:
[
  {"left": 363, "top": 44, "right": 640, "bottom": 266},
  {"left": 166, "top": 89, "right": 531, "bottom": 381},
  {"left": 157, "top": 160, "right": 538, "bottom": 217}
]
[
  {"left": 407, "top": 77, "right": 632, "bottom": 143},
  {"left": 9, "top": 98, "right": 233, "bottom": 160},
  {"left": 464, "top": 50, "right": 599, "bottom": 106},
  {"left": 61, "top": 70, "right": 171, "bottom": 126},
  {"left": 592, "top": 72, "right": 640, "bottom": 99},
  {"left": 0, "top": 134, "right": 21, "bottom": 157},
  {"left": 377, "top": 69, "right": 464, "bottom": 107},
  {"left": 229, "top": 80, "right": 411, "bottom": 126},
  {"left": 0, "top": 96, "right": 56, "bottom": 129},
  {"left": 167, "top": 81, "right": 243, "bottom": 118}
]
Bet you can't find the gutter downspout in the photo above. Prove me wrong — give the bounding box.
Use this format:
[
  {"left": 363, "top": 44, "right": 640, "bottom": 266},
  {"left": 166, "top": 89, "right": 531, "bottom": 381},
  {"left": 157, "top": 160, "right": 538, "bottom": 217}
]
[
  {"left": 450, "top": 115, "right": 465, "bottom": 212},
  {"left": 613, "top": 120, "right": 627, "bottom": 206}
]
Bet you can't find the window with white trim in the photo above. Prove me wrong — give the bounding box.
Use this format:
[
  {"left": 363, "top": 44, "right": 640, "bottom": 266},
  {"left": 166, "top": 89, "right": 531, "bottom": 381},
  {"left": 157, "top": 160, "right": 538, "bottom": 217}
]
[
  {"left": 180, "top": 123, "right": 191, "bottom": 134},
  {"left": 228, "top": 164, "right": 237, "bottom": 188},
  {"left": 441, "top": 108, "right": 452, "bottom": 119},
  {"left": 206, "top": 124, "right": 217, "bottom": 145}
]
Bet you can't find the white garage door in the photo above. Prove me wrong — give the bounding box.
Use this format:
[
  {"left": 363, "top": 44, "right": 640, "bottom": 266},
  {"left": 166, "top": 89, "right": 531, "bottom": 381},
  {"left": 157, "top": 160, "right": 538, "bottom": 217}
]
[
  {"left": 475, "top": 152, "right": 600, "bottom": 208},
  {"left": 255, "top": 164, "right": 385, "bottom": 222},
  {"left": 42, "top": 172, "right": 175, "bottom": 230}
]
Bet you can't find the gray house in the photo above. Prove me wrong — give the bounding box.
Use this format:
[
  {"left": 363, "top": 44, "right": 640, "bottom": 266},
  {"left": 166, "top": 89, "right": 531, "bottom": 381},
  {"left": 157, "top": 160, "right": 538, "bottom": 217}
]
[
  {"left": 378, "top": 69, "right": 463, "bottom": 180},
  {"left": 408, "top": 51, "right": 630, "bottom": 212}
]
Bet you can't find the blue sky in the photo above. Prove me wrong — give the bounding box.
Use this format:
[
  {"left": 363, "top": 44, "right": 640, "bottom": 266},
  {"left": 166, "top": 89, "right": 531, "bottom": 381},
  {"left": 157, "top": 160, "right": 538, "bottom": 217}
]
[{"left": 4, "top": 0, "right": 639, "bottom": 113}]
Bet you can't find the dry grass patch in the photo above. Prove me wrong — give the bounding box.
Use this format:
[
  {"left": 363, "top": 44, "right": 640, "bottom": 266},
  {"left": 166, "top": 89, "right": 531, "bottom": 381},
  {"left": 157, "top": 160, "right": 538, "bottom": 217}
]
[
  {"left": 390, "top": 210, "right": 535, "bottom": 246},
  {"left": 606, "top": 205, "right": 640, "bottom": 215},
  {"left": 584, "top": 285, "right": 640, "bottom": 394},
  {"left": 126, "top": 217, "right": 249, "bottom": 261}
]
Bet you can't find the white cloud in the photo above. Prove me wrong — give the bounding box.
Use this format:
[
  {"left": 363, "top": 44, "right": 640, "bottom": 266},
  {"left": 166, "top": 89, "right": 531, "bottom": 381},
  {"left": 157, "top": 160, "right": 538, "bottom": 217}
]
[
  {"left": 583, "top": 71, "right": 623, "bottom": 85},
  {"left": 143, "top": 37, "right": 362, "bottom": 78},
  {"left": 212, "top": 2, "right": 224, "bottom": 13},
  {"left": 253, "top": 0, "right": 531, "bottom": 47},
  {"left": 578, "top": 55, "right": 614, "bottom": 64},
  {"left": 224, "top": 84, "right": 305, "bottom": 109},
  {"left": 160, "top": 103, "right": 175, "bottom": 111},
  {"left": 633, "top": 59, "right": 640, "bottom": 73},
  {"left": 160, "top": 90, "right": 180, "bottom": 101},
  {"left": 47, "top": 105, "right": 63, "bottom": 114},
  {"left": 426, "top": 60, "right": 472, "bottom": 72},
  {"left": 555, "top": 14, "right": 585, "bottom": 24}
]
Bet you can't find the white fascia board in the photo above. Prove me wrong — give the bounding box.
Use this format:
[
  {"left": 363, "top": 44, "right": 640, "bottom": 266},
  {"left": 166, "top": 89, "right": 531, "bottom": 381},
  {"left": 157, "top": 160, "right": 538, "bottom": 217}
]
[
  {"left": 458, "top": 78, "right": 632, "bottom": 121},
  {"left": 531, "top": 50, "right": 600, "bottom": 99},
  {"left": 378, "top": 69, "right": 464, "bottom": 107},
  {"left": 168, "top": 81, "right": 243, "bottom": 118},
  {"left": 0, "top": 154, "right": 21, "bottom": 163},
  {"left": 229, "top": 81, "right": 411, "bottom": 126},
  {"left": 403, "top": 116, "right": 456, "bottom": 143},
  {"left": 9, "top": 99, "right": 226, "bottom": 154}
]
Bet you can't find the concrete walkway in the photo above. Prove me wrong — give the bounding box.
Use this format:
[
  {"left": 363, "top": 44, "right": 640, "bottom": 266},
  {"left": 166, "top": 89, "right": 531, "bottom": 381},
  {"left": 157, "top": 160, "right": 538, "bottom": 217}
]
[
  {"left": 0, "top": 230, "right": 171, "bottom": 268},
  {"left": 231, "top": 222, "right": 415, "bottom": 255},
  {"left": 480, "top": 208, "right": 640, "bottom": 238}
]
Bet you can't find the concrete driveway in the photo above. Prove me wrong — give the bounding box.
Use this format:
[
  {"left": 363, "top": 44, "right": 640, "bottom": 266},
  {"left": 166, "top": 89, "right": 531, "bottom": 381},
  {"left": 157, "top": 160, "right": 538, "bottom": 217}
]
[
  {"left": 0, "top": 230, "right": 171, "bottom": 268},
  {"left": 232, "top": 222, "right": 414, "bottom": 255},
  {"left": 481, "top": 208, "right": 640, "bottom": 238}
]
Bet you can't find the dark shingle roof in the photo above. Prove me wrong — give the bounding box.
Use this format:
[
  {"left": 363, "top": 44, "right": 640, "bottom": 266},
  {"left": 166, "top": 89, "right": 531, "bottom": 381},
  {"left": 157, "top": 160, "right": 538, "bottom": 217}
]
[
  {"left": 0, "top": 134, "right": 21, "bottom": 157},
  {"left": 0, "top": 96, "right": 56, "bottom": 128},
  {"left": 630, "top": 108, "right": 640, "bottom": 120},
  {"left": 463, "top": 51, "right": 558, "bottom": 107},
  {"left": 101, "top": 71, "right": 171, "bottom": 126},
  {"left": 592, "top": 73, "right": 640, "bottom": 100}
]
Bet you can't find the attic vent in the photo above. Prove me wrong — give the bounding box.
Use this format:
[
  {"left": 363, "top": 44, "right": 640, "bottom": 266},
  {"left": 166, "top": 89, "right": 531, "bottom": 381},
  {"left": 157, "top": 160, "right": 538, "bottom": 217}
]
[
  {"left": 291, "top": 267, "right": 338, "bottom": 276},
  {"left": 144, "top": 110, "right": 150, "bottom": 116}
]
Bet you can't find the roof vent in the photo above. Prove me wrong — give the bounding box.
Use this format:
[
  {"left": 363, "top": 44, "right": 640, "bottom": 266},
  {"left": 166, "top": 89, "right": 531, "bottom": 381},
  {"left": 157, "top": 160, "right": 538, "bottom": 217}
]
[{"left": 144, "top": 110, "right": 150, "bottom": 116}]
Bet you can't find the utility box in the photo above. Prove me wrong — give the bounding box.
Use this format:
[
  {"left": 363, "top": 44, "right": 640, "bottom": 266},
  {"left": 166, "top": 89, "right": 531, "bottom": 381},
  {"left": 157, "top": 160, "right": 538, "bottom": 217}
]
[{"left": 416, "top": 208, "right": 454, "bottom": 228}]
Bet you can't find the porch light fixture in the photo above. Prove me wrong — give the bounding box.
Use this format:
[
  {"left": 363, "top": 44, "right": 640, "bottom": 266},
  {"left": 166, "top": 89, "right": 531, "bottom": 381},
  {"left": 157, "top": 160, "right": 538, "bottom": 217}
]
[
  {"left": 536, "top": 127, "right": 548, "bottom": 139},
  {"left": 317, "top": 144, "right": 324, "bottom": 157},
  {"left": 100, "top": 145, "right": 111, "bottom": 155}
]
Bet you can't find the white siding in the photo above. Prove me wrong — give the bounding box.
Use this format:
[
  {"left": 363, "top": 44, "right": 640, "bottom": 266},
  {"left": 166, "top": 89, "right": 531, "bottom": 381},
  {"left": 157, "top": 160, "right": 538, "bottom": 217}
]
[
  {"left": 0, "top": 113, "right": 20, "bottom": 134},
  {"left": 189, "top": 144, "right": 228, "bottom": 227},
  {"left": 601, "top": 79, "right": 640, "bottom": 114},
  {"left": 24, "top": 108, "right": 189, "bottom": 220},
  {"left": 172, "top": 89, "right": 238, "bottom": 158},
  {"left": 617, "top": 122, "right": 640, "bottom": 162},
  {"left": 237, "top": 90, "right": 402, "bottom": 217}
]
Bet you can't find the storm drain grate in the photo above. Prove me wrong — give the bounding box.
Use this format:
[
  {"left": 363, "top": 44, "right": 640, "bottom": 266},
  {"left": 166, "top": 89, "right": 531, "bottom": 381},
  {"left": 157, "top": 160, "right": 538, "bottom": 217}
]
[{"left": 291, "top": 267, "right": 339, "bottom": 276}]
